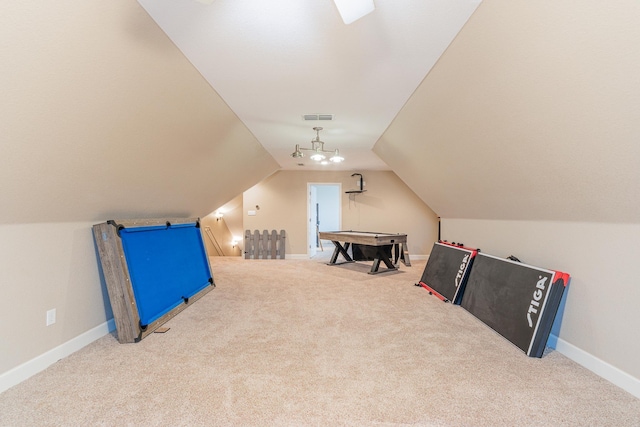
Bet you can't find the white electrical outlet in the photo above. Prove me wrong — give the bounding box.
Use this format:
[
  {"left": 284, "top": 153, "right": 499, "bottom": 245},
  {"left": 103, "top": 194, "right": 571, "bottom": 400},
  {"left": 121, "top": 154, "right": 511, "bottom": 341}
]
[{"left": 46, "top": 309, "right": 56, "bottom": 326}]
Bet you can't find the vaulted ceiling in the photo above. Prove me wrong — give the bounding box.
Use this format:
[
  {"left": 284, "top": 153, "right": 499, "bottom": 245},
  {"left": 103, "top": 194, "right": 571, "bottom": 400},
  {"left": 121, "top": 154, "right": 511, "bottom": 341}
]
[
  {"left": 2, "top": 0, "right": 638, "bottom": 224},
  {"left": 137, "top": 0, "right": 482, "bottom": 171}
]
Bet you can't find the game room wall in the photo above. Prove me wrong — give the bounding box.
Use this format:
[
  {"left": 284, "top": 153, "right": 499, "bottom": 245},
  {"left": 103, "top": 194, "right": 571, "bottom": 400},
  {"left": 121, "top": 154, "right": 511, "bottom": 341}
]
[
  {"left": 0, "top": 222, "right": 109, "bottom": 383},
  {"left": 201, "top": 194, "right": 245, "bottom": 257},
  {"left": 373, "top": 0, "right": 640, "bottom": 397},
  {"left": 242, "top": 170, "right": 439, "bottom": 257},
  {"left": 441, "top": 219, "right": 640, "bottom": 397},
  {"left": 0, "top": 0, "right": 279, "bottom": 391},
  {"left": 1, "top": 1, "right": 279, "bottom": 225},
  {"left": 375, "top": 0, "right": 640, "bottom": 225},
  {"left": 200, "top": 209, "right": 243, "bottom": 257},
  {"left": 219, "top": 195, "right": 246, "bottom": 254}
]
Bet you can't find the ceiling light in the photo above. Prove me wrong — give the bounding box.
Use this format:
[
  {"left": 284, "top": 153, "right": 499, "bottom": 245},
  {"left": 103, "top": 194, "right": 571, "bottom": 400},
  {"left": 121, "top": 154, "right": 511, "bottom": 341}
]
[
  {"left": 291, "top": 144, "right": 304, "bottom": 158},
  {"left": 310, "top": 152, "right": 326, "bottom": 161},
  {"left": 330, "top": 149, "right": 344, "bottom": 163},
  {"left": 333, "top": 0, "right": 375, "bottom": 25},
  {"left": 290, "top": 127, "right": 345, "bottom": 164}
]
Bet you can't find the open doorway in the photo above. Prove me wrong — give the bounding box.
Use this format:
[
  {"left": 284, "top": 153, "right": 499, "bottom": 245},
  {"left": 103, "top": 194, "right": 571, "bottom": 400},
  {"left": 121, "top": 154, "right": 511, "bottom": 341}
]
[{"left": 307, "top": 183, "right": 341, "bottom": 258}]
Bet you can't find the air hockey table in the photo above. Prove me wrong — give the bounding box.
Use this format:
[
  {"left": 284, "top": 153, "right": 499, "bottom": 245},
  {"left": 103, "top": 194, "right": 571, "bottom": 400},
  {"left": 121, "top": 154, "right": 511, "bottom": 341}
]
[
  {"left": 93, "top": 218, "right": 215, "bottom": 343},
  {"left": 318, "top": 230, "right": 411, "bottom": 274}
]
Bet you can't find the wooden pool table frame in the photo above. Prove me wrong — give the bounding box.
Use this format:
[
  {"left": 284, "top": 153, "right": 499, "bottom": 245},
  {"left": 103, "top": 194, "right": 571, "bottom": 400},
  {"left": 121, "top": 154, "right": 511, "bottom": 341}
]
[{"left": 93, "top": 218, "right": 214, "bottom": 343}]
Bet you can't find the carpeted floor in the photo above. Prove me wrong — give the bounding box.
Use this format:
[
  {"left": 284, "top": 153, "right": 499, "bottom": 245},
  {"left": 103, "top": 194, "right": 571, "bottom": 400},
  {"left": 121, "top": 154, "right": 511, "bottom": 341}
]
[{"left": 1, "top": 256, "right": 639, "bottom": 426}]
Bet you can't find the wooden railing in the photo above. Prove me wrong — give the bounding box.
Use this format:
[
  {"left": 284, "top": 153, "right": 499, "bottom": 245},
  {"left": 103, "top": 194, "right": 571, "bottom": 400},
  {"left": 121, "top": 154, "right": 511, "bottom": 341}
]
[{"left": 204, "top": 226, "right": 224, "bottom": 256}]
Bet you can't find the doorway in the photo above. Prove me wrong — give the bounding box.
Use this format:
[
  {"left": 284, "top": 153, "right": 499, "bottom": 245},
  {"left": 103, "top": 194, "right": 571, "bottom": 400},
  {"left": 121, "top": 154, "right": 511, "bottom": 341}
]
[{"left": 307, "top": 183, "right": 341, "bottom": 258}]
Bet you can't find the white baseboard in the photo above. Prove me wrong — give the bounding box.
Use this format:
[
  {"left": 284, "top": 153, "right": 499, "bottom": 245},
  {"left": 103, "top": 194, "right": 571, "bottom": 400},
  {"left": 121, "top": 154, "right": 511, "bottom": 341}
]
[
  {"left": 0, "top": 318, "right": 115, "bottom": 394},
  {"left": 287, "top": 254, "right": 310, "bottom": 260},
  {"left": 551, "top": 334, "right": 640, "bottom": 399},
  {"left": 239, "top": 254, "right": 311, "bottom": 260},
  {"left": 286, "top": 254, "right": 430, "bottom": 261}
]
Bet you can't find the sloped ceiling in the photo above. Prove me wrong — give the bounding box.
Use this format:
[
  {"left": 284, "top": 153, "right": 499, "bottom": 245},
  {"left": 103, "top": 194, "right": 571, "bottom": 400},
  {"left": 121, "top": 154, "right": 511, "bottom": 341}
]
[
  {"left": 375, "top": 0, "right": 640, "bottom": 222},
  {"left": 0, "top": 1, "right": 279, "bottom": 224},
  {"left": 3, "top": 0, "right": 638, "bottom": 225},
  {"left": 137, "top": 0, "right": 482, "bottom": 171}
]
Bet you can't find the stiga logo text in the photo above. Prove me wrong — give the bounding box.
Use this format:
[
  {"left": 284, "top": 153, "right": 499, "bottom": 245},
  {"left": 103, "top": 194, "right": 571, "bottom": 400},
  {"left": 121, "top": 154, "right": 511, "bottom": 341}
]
[
  {"left": 454, "top": 254, "right": 470, "bottom": 288},
  {"left": 527, "top": 276, "right": 548, "bottom": 327}
]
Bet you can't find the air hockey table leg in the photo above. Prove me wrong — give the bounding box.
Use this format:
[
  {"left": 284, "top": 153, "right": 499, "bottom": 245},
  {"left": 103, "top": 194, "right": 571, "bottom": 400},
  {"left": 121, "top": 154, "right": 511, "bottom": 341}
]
[
  {"left": 328, "top": 241, "right": 354, "bottom": 265},
  {"left": 368, "top": 247, "right": 398, "bottom": 274}
]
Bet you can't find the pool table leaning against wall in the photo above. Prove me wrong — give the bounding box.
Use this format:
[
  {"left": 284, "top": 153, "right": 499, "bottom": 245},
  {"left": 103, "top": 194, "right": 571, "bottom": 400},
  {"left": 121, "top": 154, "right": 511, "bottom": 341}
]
[{"left": 93, "top": 218, "right": 215, "bottom": 343}]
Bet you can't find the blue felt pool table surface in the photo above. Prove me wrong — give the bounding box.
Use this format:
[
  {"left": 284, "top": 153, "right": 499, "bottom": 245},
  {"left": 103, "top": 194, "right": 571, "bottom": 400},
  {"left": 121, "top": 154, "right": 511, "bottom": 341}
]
[{"left": 119, "top": 222, "right": 212, "bottom": 326}]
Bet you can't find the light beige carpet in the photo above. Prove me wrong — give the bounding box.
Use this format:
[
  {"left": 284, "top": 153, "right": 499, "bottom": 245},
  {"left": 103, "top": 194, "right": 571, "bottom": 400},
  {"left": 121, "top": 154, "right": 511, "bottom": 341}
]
[{"left": 1, "top": 256, "right": 639, "bottom": 426}]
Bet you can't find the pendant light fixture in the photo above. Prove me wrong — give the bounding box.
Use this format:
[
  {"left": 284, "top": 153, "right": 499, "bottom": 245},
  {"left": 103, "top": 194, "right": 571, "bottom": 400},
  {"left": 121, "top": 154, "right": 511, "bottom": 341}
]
[{"left": 291, "top": 127, "right": 344, "bottom": 163}]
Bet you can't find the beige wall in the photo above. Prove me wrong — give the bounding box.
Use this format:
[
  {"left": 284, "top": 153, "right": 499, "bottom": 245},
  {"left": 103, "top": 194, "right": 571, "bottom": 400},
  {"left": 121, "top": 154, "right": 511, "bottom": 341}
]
[
  {"left": 243, "top": 170, "right": 438, "bottom": 257},
  {"left": 374, "top": 0, "right": 640, "bottom": 223},
  {"left": 210, "top": 194, "right": 245, "bottom": 254},
  {"left": 0, "top": 222, "right": 108, "bottom": 374},
  {"left": 373, "top": 0, "right": 640, "bottom": 392},
  {"left": 0, "top": 1, "right": 278, "bottom": 224},
  {"left": 201, "top": 213, "right": 242, "bottom": 257},
  {"left": 441, "top": 219, "right": 640, "bottom": 382},
  {"left": 0, "top": 0, "right": 278, "bottom": 381}
]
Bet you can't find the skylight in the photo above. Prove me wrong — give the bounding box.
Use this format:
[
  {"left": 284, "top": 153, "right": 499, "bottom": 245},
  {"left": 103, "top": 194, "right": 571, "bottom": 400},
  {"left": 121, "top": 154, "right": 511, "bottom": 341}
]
[{"left": 333, "top": 0, "right": 375, "bottom": 25}]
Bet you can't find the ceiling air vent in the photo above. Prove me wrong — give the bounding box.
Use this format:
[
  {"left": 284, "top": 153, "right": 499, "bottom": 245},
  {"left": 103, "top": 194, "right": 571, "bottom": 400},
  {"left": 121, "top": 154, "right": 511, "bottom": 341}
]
[{"left": 303, "top": 114, "right": 334, "bottom": 121}]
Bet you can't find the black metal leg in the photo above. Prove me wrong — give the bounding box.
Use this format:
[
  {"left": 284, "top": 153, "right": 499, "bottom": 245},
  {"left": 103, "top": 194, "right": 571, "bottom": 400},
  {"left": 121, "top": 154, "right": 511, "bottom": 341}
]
[
  {"left": 368, "top": 247, "right": 398, "bottom": 274},
  {"left": 329, "top": 244, "right": 340, "bottom": 264},
  {"left": 370, "top": 258, "right": 381, "bottom": 273},
  {"left": 328, "top": 241, "right": 354, "bottom": 265},
  {"left": 378, "top": 249, "right": 396, "bottom": 269}
]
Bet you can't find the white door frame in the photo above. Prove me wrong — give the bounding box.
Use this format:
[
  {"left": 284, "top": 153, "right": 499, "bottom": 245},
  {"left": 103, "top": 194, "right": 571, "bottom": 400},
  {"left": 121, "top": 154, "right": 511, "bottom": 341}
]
[
  {"left": 307, "top": 182, "right": 342, "bottom": 258},
  {"left": 308, "top": 185, "right": 318, "bottom": 258}
]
